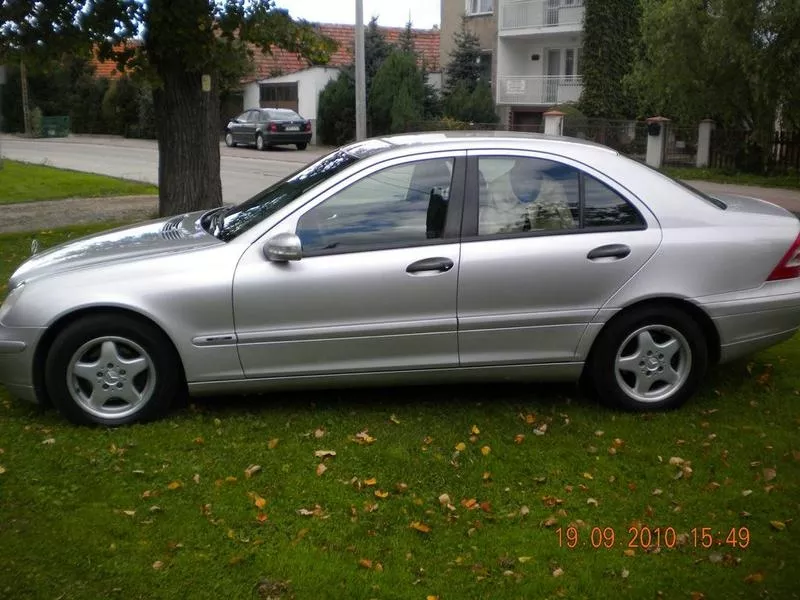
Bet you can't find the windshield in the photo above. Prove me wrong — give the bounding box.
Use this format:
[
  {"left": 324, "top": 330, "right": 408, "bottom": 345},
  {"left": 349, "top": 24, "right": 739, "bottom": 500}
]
[{"left": 207, "top": 139, "right": 393, "bottom": 241}]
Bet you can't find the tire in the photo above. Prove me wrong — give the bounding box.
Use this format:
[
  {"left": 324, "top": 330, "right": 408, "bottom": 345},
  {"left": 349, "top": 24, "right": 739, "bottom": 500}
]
[
  {"left": 256, "top": 133, "right": 266, "bottom": 151},
  {"left": 586, "top": 304, "right": 708, "bottom": 411},
  {"left": 296, "top": 142, "right": 308, "bottom": 150},
  {"left": 45, "top": 314, "right": 183, "bottom": 426},
  {"left": 224, "top": 131, "right": 236, "bottom": 147}
]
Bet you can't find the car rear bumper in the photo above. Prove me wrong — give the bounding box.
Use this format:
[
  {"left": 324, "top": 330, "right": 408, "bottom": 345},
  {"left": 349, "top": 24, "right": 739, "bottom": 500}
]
[
  {"left": 696, "top": 280, "right": 800, "bottom": 363},
  {"left": 265, "top": 132, "right": 312, "bottom": 145},
  {"left": 0, "top": 325, "right": 41, "bottom": 403}
]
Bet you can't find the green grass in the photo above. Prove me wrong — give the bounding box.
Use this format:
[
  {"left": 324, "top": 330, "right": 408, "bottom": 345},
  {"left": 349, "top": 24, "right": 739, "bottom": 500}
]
[
  {"left": 1, "top": 225, "right": 799, "bottom": 600},
  {"left": 0, "top": 160, "right": 157, "bottom": 204},
  {"left": 665, "top": 166, "right": 800, "bottom": 190}
]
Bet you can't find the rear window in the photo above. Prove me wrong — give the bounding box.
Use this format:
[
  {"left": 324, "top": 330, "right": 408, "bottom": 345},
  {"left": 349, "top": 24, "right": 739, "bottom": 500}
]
[{"left": 267, "top": 109, "right": 302, "bottom": 120}]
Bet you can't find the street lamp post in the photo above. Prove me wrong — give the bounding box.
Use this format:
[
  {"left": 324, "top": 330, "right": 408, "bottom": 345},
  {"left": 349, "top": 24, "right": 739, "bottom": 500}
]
[{"left": 354, "top": 0, "right": 367, "bottom": 141}]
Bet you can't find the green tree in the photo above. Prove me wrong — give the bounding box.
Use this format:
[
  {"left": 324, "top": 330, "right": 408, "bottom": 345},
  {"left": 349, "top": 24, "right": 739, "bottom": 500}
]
[
  {"left": 397, "top": 20, "right": 416, "bottom": 53},
  {"left": 369, "top": 51, "right": 426, "bottom": 135},
  {"left": 364, "top": 17, "right": 394, "bottom": 89},
  {"left": 0, "top": 0, "right": 335, "bottom": 216},
  {"left": 578, "top": 0, "right": 640, "bottom": 118},
  {"left": 316, "top": 68, "right": 356, "bottom": 146},
  {"left": 444, "top": 18, "right": 482, "bottom": 95},
  {"left": 443, "top": 80, "right": 498, "bottom": 124}
]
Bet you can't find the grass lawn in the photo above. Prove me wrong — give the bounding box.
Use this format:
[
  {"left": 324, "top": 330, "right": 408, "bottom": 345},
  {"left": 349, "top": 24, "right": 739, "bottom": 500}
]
[
  {"left": 0, "top": 160, "right": 157, "bottom": 204},
  {"left": 665, "top": 166, "right": 800, "bottom": 190},
  {"left": 1, "top": 225, "right": 799, "bottom": 600}
]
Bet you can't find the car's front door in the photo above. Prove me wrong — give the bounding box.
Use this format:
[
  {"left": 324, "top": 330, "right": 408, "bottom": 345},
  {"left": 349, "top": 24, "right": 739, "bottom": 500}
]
[
  {"left": 230, "top": 111, "right": 250, "bottom": 143},
  {"left": 456, "top": 151, "right": 662, "bottom": 366},
  {"left": 232, "top": 152, "right": 466, "bottom": 378}
]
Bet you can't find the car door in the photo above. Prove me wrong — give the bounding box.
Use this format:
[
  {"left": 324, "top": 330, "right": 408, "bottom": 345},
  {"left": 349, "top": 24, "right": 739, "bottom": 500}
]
[
  {"left": 230, "top": 111, "right": 250, "bottom": 143},
  {"left": 232, "top": 152, "right": 466, "bottom": 378},
  {"left": 457, "top": 150, "right": 662, "bottom": 366}
]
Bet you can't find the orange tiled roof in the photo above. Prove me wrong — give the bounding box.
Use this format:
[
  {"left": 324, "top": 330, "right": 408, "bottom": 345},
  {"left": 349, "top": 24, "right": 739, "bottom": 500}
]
[{"left": 90, "top": 24, "right": 440, "bottom": 82}]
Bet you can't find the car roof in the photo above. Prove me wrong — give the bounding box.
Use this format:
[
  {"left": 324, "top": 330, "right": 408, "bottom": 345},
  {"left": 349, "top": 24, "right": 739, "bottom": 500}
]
[{"left": 374, "top": 131, "right": 618, "bottom": 154}]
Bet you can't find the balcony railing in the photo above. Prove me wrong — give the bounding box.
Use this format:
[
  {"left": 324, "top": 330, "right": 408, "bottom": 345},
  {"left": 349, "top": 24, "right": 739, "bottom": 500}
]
[
  {"left": 500, "top": 0, "right": 585, "bottom": 32},
  {"left": 497, "top": 75, "right": 583, "bottom": 105}
]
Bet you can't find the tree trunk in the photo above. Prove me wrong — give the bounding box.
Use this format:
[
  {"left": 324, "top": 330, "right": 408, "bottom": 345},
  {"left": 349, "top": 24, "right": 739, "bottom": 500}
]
[{"left": 153, "top": 67, "right": 223, "bottom": 217}]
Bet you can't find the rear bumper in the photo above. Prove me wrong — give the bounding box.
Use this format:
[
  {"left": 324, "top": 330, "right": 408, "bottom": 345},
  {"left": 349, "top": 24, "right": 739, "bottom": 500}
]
[
  {"left": 696, "top": 280, "right": 800, "bottom": 363},
  {"left": 265, "top": 132, "right": 312, "bottom": 145},
  {"left": 0, "top": 325, "right": 41, "bottom": 403}
]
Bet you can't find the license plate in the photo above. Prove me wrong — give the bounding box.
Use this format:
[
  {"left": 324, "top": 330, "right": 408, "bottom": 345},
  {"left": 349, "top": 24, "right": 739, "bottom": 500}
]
[{"left": 285, "top": 126, "right": 300, "bottom": 131}]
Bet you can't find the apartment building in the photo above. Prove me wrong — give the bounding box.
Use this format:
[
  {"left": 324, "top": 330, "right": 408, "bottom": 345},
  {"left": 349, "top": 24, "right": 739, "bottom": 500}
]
[{"left": 440, "top": 0, "right": 584, "bottom": 130}]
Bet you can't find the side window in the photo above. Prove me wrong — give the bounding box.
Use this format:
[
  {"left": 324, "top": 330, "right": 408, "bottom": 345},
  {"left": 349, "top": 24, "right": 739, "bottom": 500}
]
[
  {"left": 478, "top": 156, "right": 579, "bottom": 235},
  {"left": 296, "top": 158, "right": 454, "bottom": 254},
  {"left": 246, "top": 111, "right": 259, "bottom": 123},
  {"left": 584, "top": 175, "right": 644, "bottom": 227},
  {"left": 235, "top": 112, "right": 249, "bottom": 122}
]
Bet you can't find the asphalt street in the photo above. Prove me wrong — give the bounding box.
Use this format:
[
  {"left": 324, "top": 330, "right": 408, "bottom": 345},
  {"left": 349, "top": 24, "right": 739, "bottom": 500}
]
[{"left": 0, "top": 134, "right": 329, "bottom": 204}]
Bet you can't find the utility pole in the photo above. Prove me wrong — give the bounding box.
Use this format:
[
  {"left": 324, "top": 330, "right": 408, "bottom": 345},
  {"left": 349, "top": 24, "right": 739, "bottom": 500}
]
[
  {"left": 354, "top": 0, "right": 367, "bottom": 141},
  {"left": 20, "top": 58, "right": 32, "bottom": 137}
]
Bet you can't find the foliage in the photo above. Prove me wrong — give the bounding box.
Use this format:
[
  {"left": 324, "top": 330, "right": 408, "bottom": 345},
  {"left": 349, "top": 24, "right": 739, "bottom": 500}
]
[
  {"left": 444, "top": 18, "right": 482, "bottom": 96},
  {"left": 0, "top": 161, "right": 157, "bottom": 205},
  {"left": 316, "top": 68, "right": 356, "bottom": 146},
  {"left": 629, "top": 0, "right": 800, "bottom": 145},
  {"left": 397, "top": 20, "right": 415, "bottom": 54},
  {"left": 364, "top": 17, "right": 395, "bottom": 91},
  {"left": 443, "top": 80, "right": 499, "bottom": 125},
  {"left": 370, "top": 51, "right": 427, "bottom": 135},
  {"left": 578, "top": 0, "right": 640, "bottom": 119},
  {"left": 0, "top": 219, "right": 798, "bottom": 598}
]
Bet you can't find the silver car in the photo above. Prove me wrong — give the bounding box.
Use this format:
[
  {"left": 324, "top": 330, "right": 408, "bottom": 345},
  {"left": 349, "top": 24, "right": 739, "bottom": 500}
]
[{"left": 2, "top": 133, "right": 799, "bottom": 425}]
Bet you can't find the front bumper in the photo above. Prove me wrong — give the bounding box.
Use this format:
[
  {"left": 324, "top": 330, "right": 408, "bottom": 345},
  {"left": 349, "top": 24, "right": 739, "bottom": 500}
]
[
  {"left": 0, "top": 325, "right": 42, "bottom": 403},
  {"left": 697, "top": 281, "right": 800, "bottom": 363}
]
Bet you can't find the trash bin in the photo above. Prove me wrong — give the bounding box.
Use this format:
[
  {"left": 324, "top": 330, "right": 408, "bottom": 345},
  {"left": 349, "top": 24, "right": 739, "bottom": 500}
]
[{"left": 39, "top": 116, "right": 70, "bottom": 138}]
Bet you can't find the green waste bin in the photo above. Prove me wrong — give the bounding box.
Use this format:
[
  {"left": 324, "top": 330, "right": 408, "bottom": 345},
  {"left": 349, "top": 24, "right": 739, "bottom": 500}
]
[{"left": 39, "top": 116, "right": 70, "bottom": 138}]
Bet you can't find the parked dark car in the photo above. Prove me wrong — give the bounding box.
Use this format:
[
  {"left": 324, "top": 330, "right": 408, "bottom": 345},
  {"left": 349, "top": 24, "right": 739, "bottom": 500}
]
[{"left": 224, "top": 108, "right": 312, "bottom": 151}]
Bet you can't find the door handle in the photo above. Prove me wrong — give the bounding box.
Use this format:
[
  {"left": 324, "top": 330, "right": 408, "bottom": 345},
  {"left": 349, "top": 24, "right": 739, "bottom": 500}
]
[
  {"left": 406, "top": 257, "right": 454, "bottom": 274},
  {"left": 587, "top": 244, "right": 631, "bottom": 260}
]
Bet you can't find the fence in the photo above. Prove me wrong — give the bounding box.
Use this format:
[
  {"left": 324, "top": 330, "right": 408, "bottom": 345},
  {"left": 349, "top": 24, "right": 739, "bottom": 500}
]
[
  {"left": 563, "top": 119, "right": 648, "bottom": 161},
  {"left": 710, "top": 129, "right": 800, "bottom": 174},
  {"left": 662, "top": 126, "right": 698, "bottom": 168}
]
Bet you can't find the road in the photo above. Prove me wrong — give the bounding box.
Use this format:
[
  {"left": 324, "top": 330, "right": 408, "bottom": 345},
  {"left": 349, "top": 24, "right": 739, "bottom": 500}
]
[
  {"left": 0, "top": 134, "right": 329, "bottom": 204},
  {"left": 2, "top": 134, "right": 799, "bottom": 214}
]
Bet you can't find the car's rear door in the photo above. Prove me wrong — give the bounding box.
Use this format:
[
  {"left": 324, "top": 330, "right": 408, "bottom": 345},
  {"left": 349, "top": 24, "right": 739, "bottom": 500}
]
[
  {"left": 456, "top": 150, "right": 662, "bottom": 366},
  {"left": 232, "top": 151, "right": 466, "bottom": 378}
]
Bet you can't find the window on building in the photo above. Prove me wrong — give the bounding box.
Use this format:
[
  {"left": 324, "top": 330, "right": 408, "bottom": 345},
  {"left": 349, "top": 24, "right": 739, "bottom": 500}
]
[
  {"left": 466, "top": 0, "right": 493, "bottom": 16},
  {"left": 259, "top": 83, "right": 298, "bottom": 104}
]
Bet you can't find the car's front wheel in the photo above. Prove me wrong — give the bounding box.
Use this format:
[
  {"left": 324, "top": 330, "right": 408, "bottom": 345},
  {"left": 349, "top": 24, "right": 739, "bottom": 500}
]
[
  {"left": 45, "top": 314, "right": 182, "bottom": 426},
  {"left": 587, "top": 304, "right": 708, "bottom": 411},
  {"left": 224, "top": 131, "right": 236, "bottom": 147}
]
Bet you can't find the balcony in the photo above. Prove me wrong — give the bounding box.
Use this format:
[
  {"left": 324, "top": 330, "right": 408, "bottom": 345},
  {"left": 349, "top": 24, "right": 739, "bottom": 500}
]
[
  {"left": 497, "top": 75, "right": 583, "bottom": 105},
  {"left": 499, "top": 0, "right": 585, "bottom": 34}
]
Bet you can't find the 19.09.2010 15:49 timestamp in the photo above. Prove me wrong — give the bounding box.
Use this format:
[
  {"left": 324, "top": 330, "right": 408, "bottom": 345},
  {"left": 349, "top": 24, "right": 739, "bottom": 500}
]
[{"left": 557, "top": 526, "right": 751, "bottom": 550}]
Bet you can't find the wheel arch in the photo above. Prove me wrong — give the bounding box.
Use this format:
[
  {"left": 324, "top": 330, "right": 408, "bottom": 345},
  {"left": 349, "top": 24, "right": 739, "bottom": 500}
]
[{"left": 33, "top": 306, "right": 186, "bottom": 407}]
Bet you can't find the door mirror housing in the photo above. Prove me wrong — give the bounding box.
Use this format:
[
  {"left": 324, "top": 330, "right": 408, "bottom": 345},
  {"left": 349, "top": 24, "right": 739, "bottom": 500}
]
[{"left": 263, "top": 233, "right": 303, "bottom": 262}]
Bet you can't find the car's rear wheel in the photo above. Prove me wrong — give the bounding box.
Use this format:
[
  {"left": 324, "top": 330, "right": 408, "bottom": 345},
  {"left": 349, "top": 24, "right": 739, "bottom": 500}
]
[
  {"left": 256, "top": 133, "right": 266, "bottom": 151},
  {"left": 296, "top": 142, "right": 308, "bottom": 150},
  {"left": 45, "top": 314, "right": 182, "bottom": 426},
  {"left": 224, "top": 132, "right": 236, "bottom": 147},
  {"left": 587, "top": 304, "right": 708, "bottom": 411}
]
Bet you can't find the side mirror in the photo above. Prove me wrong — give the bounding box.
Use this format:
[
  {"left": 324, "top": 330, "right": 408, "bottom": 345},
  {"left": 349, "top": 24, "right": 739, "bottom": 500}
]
[{"left": 263, "top": 232, "right": 303, "bottom": 262}]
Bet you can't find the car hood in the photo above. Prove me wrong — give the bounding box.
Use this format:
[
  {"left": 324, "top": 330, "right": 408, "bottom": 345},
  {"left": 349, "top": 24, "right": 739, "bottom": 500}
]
[{"left": 8, "top": 211, "right": 222, "bottom": 288}]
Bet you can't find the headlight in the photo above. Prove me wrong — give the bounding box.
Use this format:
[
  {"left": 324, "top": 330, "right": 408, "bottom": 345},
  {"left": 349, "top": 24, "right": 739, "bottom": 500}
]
[{"left": 0, "top": 281, "right": 26, "bottom": 323}]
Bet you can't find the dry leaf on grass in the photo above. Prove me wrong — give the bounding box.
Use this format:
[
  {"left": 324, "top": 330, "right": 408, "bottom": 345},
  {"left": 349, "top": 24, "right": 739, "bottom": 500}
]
[
  {"left": 316, "top": 463, "right": 327, "bottom": 477},
  {"left": 314, "top": 450, "right": 336, "bottom": 458},
  {"left": 244, "top": 464, "right": 262, "bottom": 478},
  {"left": 268, "top": 438, "right": 279, "bottom": 449},
  {"left": 410, "top": 521, "right": 431, "bottom": 533}
]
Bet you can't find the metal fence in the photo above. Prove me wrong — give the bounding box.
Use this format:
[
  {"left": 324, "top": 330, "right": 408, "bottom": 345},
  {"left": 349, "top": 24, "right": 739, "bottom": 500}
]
[
  {"left": 662, "top": 126, "right": 698, "bottom": 168},
  {"left": 563, "top": 119, "right": 648, "bottom": 161},
  {"left": 710, "top": 129, "right": 800, "bottom": 173}
]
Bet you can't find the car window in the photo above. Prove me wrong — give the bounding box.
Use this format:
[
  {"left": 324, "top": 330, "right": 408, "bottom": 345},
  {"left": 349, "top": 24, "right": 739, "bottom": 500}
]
[
  {"left": 235, "top": 112, "right": 249, "bottom": 122},
  {"left": 258, "top": 111, "right": 271, "bottom": 123},
  {"left": 478, "top": 157, "right": 579, "bottom": 235},
  {"left": 246, "top": 111, "right": 259, "bottom": 123},
  {"left": 584, "top": 175, "right": 645, "bottom": 227},
  {"left": 296, "top": 158, "right": 455, "bottom": 254},
  {"left": 269, "top": 109, "right": 302, "bottom": 120}
]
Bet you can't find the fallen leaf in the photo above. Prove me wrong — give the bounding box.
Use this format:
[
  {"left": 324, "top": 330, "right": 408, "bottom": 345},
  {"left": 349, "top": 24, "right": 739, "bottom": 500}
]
[
  {"left": 423, "top": 436, "right": 434, "bottom": 445},
  {"left": 192, "top": 473, "right": 200, "bottom": 484},
  {"left": 244, "top": 464, "right": 262, "bottom": 478},
  {"left": 251, "top": 493, "right": 267, "bottom": 509},
  {"left": 770, "top": 520, "right": 786, "bottom": 531},
  {"left": 552, "top": 567, "right": 564, "bottom": 577},
  {"left": 455, "top": 442, "right": 467, "bottom": 452},
  {"left": 42, "top": 438, "right": 55, "bottom": 445},
  {"left": 582, "top": 472, "right": 593, "bottom": 480},
  {"left": 426, "top": 596, "right": 439, "bottom": 600},
  {"left": 668, "top": 456, "right": 685, "bottom": 466},
  {"left": 519, "top": 505, "right": 530, "bottom": 517},
  {"left": 480, "top": 501, "right": 492, "bottom": 512},
  {"left": 268, "top": 438, "right": 280, "bottom": 449},
  {"left": 167, "top": 481, "right": 182, "bottom": 490},
  {"left": 358, "top": 558, "right": 373, "bottom": 569},
  {"left": 314, "top": 450, "right": 336, "bottom": 458},
  {"left": 410, "top": 521, "right": 431, "bottom": 533},
  {"left": 193, "top": 436, "right": 204, "bottom": 445},
  {"left": 461, "top": 498, "right": 478, "bottom": 509},
  {"left": 624, "top": 549, "right": 635, "bottom": 557},
  {"left": 374, "top": 489, "right": 389, "bottom": 499},
  {"left": 652, "top": 488, "right": 663, "bottom": 496},
  {"left": 122, "top": 510, "right": 136, "bottom": 517},
  {"left": 364, "top": 477, "right": 377, "bottom": 486},
  {"left": 763, "top": 468, "right": 777, "bottom": 482},
  {"left": 518, "top": 556, "right": 533, "bottom": 563},
  {"left": 353, "top": 430, "right": 376, "bottom": 445},
  {"left": 313, "top": 428, "right": 325, "bottom": 439},
  {"left": 256, "top": 512, "right": 268, "bottom": 523},
  {"left": 316, "top": 463, "right": 327, "bottom": 477},
  {"left": 482, "top": 471, "right": 492, "bottom": 481},
  {"left": 439, "top": 493, "right": 452, "bottom": 506},
  {"left": 541, "top": 516, "right": 558, "bottom": 527},
  {"left": 690, "top": 593, "right": 706, "bottom": 600},
  {"left": 0, "top": 466, "right": 6, "bottom": 475},
  {"left": 621, "top": 568, "right": 630, "bottom": 579},
  {"left": 296, "top": 505, "right": 325, "bottom": 517},
  {"left": 471, "top": 425, "right": 480, "bottom": 435},
  {"left": 742, "top": 489, "right": 753, "bottom": 496},
  {"left": 744, "top": 572, "right": 764, "bottom": 583},
  {"left": 481, "top": 445, "right": 491, "bottom": 456},
  {"left": 709, "top": 553, "right": 723, "bottom": 564},
  {"left": 395, "top": 482, "right": 409, "bottom": 493},
  {"left": 152, "top": 560, "right": 164, "bottom": 570},
  {"left": 534, "top": 423, "right": 548, "bottom": 436},
  {"left": 594, "top": 430, "right": 604, "bottom": 437},
  {"left": 514, "top": 434, "right": 525, "bottom": 444},
  {"left": 524, "top": 413, "right": 536, "bottom": 424},
  {"left": 389, "top": 414, "right": 401, "bottom": 424},
  {"left": 586, "top": 498, "right": 599, "bottom": 506}
]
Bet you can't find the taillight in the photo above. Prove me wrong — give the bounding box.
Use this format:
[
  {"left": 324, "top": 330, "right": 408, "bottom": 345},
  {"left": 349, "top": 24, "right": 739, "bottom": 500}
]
[
  {"left": 304, "top": 121, "right": 311, "bottom": 132},
  {"left": 269, "top": 123, "right": 278, "bottom": 132},
  {"left": 767, "top": 232, "right": 800, "bottom": 280}
]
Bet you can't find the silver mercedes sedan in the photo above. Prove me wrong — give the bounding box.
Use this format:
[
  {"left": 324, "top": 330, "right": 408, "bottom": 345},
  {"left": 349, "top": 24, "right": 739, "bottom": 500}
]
[{"left": 1, "top": 132, "right": 799, "bottom": 425}]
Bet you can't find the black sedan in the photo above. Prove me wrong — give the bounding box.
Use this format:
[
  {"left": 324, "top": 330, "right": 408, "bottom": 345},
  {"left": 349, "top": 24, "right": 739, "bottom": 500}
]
[{"left": 224, "top": 108, "right": 312, "bottom": 151}]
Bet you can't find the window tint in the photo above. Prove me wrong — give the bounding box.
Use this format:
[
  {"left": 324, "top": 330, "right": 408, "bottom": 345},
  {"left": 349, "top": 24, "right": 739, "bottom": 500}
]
[
  {"left": 584, "top": 176, "right": 644, "bottom": 227},
  {"left": 245, "top": 111, "right": 259, "bottom": 122},
  {"left": 296, "top": 158, "right": 454, "bottom": 254},
  {"left": 478, "top": 157, "right": 579, "bottom": 235}
]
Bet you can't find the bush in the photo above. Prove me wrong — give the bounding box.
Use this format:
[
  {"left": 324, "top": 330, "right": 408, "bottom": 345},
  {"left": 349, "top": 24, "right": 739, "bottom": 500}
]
[
  {"left": 317, "top": 70, "right": 356, "bottom": 146},
  {"left": 369, "top": 51, "right": 426, "bottom": 135},
  {"left": 443, "top": 80, "right": 498, "bottom": 124}
]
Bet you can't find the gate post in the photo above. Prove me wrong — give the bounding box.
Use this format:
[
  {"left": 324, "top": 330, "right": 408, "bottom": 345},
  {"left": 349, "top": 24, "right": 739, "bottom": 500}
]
[
  {"left": 543, "top": 110, "right": 565, "bottom": 136},
  {"left": 645, "top": 116, "right": 670, "bottom": 169},
  {"left": 696, "top": 119, "right": 715, "bottom": 168}
]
